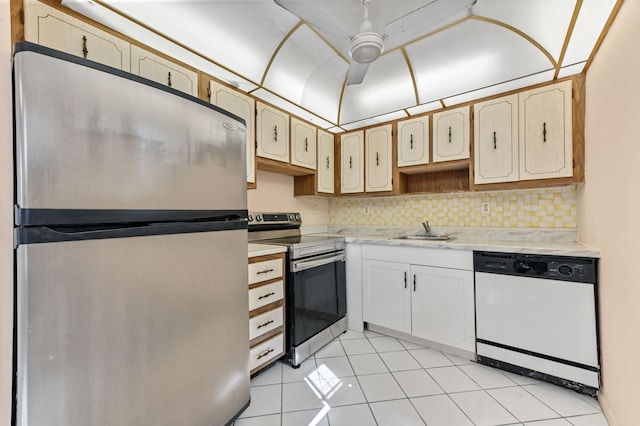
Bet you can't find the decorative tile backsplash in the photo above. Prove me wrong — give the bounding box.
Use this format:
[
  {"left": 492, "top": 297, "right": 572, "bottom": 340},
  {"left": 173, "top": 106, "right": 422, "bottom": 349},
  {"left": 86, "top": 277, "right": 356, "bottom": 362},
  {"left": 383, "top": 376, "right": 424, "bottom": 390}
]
[{"left": 328, "top": 186, "right": 577, "bottom": 228}]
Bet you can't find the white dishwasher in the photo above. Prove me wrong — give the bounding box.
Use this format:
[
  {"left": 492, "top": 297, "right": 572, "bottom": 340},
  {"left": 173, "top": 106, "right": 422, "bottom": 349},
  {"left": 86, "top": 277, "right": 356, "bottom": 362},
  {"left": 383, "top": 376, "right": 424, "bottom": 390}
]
[{"left": 474, "top": 251, "right": 599, "bottom": 396}]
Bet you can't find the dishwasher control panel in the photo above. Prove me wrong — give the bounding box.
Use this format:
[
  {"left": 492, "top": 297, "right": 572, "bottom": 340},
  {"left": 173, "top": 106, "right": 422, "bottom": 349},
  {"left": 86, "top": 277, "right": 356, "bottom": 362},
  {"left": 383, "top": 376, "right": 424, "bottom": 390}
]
[{"left": 474, "top": 251, "right": 597, "bottom": 283}]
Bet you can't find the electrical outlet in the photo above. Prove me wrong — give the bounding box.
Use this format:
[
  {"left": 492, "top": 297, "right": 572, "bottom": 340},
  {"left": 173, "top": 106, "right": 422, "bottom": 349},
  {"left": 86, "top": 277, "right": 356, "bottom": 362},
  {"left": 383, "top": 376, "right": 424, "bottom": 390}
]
[
  {"left": 364, "top": 206, "right": 370, "bottom": 215},
  {"left": 313, "top": 204, "right": 319, "bottom": 215},
  {"left": 482, "top": 202, "right": 491, "bottom": 215}
]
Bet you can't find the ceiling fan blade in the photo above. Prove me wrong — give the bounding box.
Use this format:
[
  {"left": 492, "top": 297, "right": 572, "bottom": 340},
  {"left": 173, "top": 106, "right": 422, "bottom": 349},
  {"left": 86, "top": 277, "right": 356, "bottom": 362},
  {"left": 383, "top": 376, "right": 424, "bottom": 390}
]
[
  {"left": 383, "top": 0, "right": 476, "bottom": 49},
  {"left": 347, "top": 62, "right": 371, "bottom": 85},
  {"left": 274, "top": 0, "right": 357, "bottom": 40}
]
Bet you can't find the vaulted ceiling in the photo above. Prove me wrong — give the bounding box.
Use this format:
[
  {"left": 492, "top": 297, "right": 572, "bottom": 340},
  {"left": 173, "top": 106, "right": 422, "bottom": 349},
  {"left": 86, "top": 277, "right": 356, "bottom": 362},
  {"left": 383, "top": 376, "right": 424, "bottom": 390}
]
[{"left": 62, "top": 0, "right": 621, "bottom": 132}]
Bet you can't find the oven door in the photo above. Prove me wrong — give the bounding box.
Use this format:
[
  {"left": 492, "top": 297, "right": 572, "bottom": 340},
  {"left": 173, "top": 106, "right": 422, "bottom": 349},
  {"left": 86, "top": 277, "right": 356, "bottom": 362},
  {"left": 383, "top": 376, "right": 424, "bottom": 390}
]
[{"left": 288, "top": 250, "right": 347, "bottom": 348}]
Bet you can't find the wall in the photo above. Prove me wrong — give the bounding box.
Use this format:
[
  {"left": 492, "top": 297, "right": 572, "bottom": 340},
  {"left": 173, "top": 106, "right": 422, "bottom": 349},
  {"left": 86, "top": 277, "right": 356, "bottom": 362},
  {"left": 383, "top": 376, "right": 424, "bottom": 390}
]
[
  {"left": 248, "top": 170, "right": 330, "bottom": 226},
  {"left": 578, "top": 0, "right": 640, "bottom": 424},
  {"left": 0, "top": 0, "right": 13, "bottom": 424},
  {"left": 330, "top": 186, "right": 577, "bottom": 228}
]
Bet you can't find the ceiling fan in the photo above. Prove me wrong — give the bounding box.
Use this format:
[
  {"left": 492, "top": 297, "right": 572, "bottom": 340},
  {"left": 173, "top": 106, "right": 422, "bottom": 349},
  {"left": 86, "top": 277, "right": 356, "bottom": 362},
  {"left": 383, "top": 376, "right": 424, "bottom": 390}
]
[{"left": 274, "top": 0, "right": 477, "bottom": 85}]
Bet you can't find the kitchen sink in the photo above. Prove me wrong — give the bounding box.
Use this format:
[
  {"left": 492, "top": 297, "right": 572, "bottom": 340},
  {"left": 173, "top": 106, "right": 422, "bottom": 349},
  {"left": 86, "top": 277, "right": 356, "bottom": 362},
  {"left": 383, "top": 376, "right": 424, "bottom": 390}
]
[{"left": 393, "top": 235, "right": 455, "bottom": 242}]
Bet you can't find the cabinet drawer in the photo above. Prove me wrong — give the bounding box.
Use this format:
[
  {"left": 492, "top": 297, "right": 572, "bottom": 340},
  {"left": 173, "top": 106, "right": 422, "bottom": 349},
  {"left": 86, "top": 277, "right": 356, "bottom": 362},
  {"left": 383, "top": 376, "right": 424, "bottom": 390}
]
[
  {"left": 250, "top": 333, "right": 284, "bottom": 372},
  {"left": 249, "top": 306, "right": 284, "bottom": 340},
  {"left": 249, "top": 280, "right": 284, "bottom": 311},
  {"left": 248, "top": 258, "right": 283, "bottom": 284}
]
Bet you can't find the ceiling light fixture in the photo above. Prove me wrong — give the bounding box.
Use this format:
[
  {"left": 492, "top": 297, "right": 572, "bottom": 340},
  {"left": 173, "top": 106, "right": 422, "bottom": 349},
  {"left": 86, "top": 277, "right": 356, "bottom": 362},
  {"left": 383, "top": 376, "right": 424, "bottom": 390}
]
[{"left": 348, "top": 0, "right": 384, "bottom": 64}]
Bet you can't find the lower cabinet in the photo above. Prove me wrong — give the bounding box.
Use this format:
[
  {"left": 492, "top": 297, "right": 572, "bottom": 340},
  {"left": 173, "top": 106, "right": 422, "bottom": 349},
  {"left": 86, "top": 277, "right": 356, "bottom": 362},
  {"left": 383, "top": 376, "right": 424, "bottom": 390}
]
[
  {"left": 248, "top": 252, "right": 286, "bottom": 375},
  {"left": 362, "top": 245, "right": 475, "bottom": 353}
]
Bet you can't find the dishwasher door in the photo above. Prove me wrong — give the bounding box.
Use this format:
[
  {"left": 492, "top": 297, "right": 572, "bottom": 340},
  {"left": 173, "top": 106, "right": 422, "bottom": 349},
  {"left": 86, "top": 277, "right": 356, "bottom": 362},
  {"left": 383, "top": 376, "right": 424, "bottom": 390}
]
[{"left": 475, "top": 271, "right": 599, "bottom": 389}]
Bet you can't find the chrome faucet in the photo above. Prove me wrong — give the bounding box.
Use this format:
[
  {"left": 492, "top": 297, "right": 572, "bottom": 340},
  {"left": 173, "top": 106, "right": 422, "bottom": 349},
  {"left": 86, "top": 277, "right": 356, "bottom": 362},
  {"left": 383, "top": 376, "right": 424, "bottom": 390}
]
[{"left": 421, "top": 220, "right": 432, "bottom": 235}]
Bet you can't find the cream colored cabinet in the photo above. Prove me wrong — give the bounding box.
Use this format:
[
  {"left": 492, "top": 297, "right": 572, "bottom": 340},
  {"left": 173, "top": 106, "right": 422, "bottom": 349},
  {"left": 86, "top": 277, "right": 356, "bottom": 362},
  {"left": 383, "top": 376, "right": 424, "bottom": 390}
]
[
  {"left": 474, "top": 94, "right": 519, "bottom": 184},
  {"left": 519, "top": 80, "right": 573, "bottom": 180},
  {"left": 290, "top": 117, "right": 317, "bottom": 169},
  {"left": 398, "top": 116, "right": 429, "bottom": 167},
  {"left": 130, "top": 45, "right": 198, "bottom": 96},
  {"left": 433, "top": 105, "right": 470, "bottom": 163},
  {"left": 340, "top": 130, "right": 364, "bottom": 194},
  {"left": 248, "top": 253, "right": 286, "bottom": 375},
  {"left": 209, "top": 81, "right": 256, "bottom": 184},
  {"left": 362, "top": 259, "right": 411, "bottom": 334},
  {"left": 317, "top": 129, "right": 335, "bottom": 194},
  {"left": 256, "top": 102, "right": 289, "bottom": 163},
  {"left": 365, "top": 124, "right": 393, "bottom": 192},
  {"left": 24, "top": 1, "right": 130, "bottom": 71}
]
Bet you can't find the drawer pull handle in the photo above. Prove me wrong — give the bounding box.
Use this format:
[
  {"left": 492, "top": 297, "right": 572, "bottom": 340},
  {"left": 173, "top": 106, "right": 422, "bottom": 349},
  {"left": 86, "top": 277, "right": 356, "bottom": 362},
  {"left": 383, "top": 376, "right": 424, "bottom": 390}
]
[
  {"left": 543, "top": 122, "right": 547, "bottom": 142},
  {"left": 257, "top": 320, "right": 275, "bottom": 329},
  {"left": 413, "top": 274, "right": 416, "bottom": 291},
  {"left": 376, "top": 152, "right": 379, "bottom": 166},
  {"left": 404, "top": 271, "right": 407, "bottom": 289},
  {"left": 304, "top": 137, "right": 309, "bottom": 152},
  {"left": 448, "top": 126, "right": 452, "bottom": 143},
  {"left": 273, "top": 125, "right": 278, "bottom": 142},
  {"left": 326, "top": 156, "right": 330, "bottom": 169},
  {"left": 257, "top": 348, "right": 274, "bottom": 360},
  {"left": 258, "top": 292, "right": 276, "bottom": 300},
  {"left": 256, "top": 268, "right": 275, "bottom": 275},
  {"left": 410, "top": 134, "right": 413, "bottom": 150},
  {"left": 167, "top": 71, "right": 172, "bottom": 87},
  {"left": 349, "top": 156, "right": 353, "bottom": 169},
  {"left": 82, "top": 35, "right": 88, "bottom": 59},
  {"left": 493, "top": 131, "right": 497, "bottom": 149}
]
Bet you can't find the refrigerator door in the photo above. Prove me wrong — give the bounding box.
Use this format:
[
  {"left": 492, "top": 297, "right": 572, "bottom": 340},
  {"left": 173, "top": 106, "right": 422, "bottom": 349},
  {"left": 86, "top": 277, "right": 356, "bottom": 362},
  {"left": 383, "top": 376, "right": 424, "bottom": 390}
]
[
  {"left": 16, "top": 229, "right": 249, "bottom": 426},
  {"left": 14, "top": 43, "right": 246, "bottom": 213}
]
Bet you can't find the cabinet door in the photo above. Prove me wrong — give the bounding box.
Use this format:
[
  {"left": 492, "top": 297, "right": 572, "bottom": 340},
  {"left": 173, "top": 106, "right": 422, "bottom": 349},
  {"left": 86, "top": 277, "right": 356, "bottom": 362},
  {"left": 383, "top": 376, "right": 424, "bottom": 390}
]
[
  {"left": 210, "top": 81, "right": 256, "bottom": 184},
  {"left": 365, "top": 124, "right": 393, "bottom": 192},
  {"left": 317, "top": 129, "right": 335, "bottom": 194},
  {"left": 130, "top": 45, "right": 198, "bottom": 96},
  {"left": 363, "top": 260, "right": 411, "bottom": 334},
  {"left": 290, "top": 117, "right": 317, "bottom": 169},
  {"left": 433, "top": 105, "right": 470, "bottom": 163},
  {"left": 410, "top": 265, "right": 475, "bottom": 352},
  {"left": 340, "top": 131, "right": 364, "bottom": 194},
  {"left": 519, "top": 80, "right": 573, "bottom": 180},
  {"left": 24, "top": 1, "right": 130, "bottom": 71},
  {"left": 256, "top": 102, "right": 289, "bottom": 163},
  {"left": 474, "top": 94, "right": 519, "bottom": 184},
  {"left": 398, "top": 116, "right": 429, "bottom": 167}
]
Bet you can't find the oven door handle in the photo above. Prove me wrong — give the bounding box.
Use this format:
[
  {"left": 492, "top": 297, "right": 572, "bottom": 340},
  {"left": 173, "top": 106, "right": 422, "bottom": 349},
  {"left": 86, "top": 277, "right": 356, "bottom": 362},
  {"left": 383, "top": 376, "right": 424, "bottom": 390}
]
[{"left": 292, "top": 252, "right": 345, "bottom": 272}]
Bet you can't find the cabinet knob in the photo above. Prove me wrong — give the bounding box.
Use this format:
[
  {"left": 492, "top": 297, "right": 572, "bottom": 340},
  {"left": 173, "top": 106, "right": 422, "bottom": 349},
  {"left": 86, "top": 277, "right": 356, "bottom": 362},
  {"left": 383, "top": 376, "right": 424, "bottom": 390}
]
[
  {"left": 273, "top": 125, "right": 278, "bottom": 142},
  {"left": 543, "top": 122, "right": 547, "bottom": 142},
  {"left": 493, "top": 131, "right": 497, "bottom": 149},
  {"left": 167, "top": 71, "right": 172, "bottom": 87},
  {"left": 81, "top": 35, "right": 88, "bottom": 59}
]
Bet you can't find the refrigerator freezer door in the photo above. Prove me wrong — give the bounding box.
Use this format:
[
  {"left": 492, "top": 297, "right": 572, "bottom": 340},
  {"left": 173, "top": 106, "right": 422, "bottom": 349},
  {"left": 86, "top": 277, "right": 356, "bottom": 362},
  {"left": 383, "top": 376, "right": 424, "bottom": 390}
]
[
  {"left": 14, "top": 44, "right": 246, "bottom": 211},
  {"left": 16, "top": 229, "right": 249, "bottom": 426}
]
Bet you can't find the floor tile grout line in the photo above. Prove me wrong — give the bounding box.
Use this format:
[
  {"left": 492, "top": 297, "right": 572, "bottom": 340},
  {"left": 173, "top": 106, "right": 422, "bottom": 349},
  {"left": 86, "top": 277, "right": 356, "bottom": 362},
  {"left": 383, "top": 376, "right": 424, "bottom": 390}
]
[{"left": 518, "top": 382, "right": 578, "bottom": 418}]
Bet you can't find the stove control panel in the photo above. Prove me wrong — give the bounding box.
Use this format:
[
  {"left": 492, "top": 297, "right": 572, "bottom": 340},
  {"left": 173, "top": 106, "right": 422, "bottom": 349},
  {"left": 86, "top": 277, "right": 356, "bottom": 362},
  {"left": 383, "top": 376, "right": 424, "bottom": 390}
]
[{"left": 248, "top": 212, "right": 302, "bottom": 228}]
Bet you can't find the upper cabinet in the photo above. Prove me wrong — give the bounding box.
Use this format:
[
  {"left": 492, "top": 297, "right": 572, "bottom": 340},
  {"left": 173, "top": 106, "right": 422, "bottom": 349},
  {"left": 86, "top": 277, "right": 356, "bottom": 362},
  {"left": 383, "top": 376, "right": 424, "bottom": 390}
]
[
  {"left": 24, "top": 1, "right": 130, "bottom": 71},
  {"left": 474, "top": 94, "right": 519, "bottom": 184},
  {"left": 340, "top": 131, "right": 364, "bottom": 194},
  {"left": 398, "top": 116, "right": 429, "bottom": 168},
  {"left": 256, "top": 102, "right": 289, "bottom": 163},
  {"left": 317, "top": 129, "right": 335, "bottom": 194},
  {"left": 474, "top": 80, "right": 574, "bottom": 186},
  {"left": 365, "top": 124, "right": 393, "bottom": 192},
  {"left": 432, "top": 105, "right": 470, "bottom": 163},
  {"left": 519, "top": 80, "right": 573, "bottom": 181},
  {"left": 290, "top": 117, "right": 317, "bottom": 170},
  {"left": 209, "top": 81, "right": 256, "bottom": 184},
  {"left": 130, "top": 45, "right": 198, "bottom": 96}
]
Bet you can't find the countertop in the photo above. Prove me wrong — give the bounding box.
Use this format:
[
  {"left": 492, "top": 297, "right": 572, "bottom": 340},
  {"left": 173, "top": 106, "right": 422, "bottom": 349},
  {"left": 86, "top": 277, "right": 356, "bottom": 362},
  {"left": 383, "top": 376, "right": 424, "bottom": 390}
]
[
  {"left": 248, "top": 243, "right": 287, "bottom": 258},
  {"left": 319, "top": 226, "right": 601, "bottom": 258}
]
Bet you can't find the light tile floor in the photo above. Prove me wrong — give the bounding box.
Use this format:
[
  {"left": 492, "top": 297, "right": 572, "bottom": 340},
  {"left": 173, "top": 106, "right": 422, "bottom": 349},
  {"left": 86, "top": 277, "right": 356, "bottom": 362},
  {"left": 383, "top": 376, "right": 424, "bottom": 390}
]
[{"left": 235, "top": 330, "right": 607, "bottom": 426}]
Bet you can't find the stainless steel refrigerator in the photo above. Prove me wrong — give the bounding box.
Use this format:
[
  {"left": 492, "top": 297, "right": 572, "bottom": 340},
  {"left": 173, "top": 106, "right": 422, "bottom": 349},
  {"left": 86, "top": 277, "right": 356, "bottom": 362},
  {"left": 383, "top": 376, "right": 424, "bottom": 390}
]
[{"left": 13, "top": 42, "right": 250, "bottom": 426}]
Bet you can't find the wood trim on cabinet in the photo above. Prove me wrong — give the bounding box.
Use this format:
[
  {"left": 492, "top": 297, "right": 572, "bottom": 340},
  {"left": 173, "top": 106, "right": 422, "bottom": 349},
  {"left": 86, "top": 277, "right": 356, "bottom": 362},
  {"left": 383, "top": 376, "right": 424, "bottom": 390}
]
[
  {"left": 249, "top": 326, "right": 284, "bottom": 349},
  {"left": 248, "top": 299, "right": 284, "bottom": 319},
  {"left": 248, "top": 252, "right": 285, "bottom": 265}
]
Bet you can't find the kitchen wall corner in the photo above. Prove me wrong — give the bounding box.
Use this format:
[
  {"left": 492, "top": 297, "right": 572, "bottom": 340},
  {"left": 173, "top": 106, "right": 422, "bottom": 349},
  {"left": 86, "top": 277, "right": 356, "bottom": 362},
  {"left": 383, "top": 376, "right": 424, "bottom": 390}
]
[
  {"left": 329, "top": 186, "right": 577, "bottom": 229},
  {"left": 248, "top": 170, "right": 330, "bottom": 226},
  {"left": 1, "top": 1, "right": 14, "bottom": 425}
]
